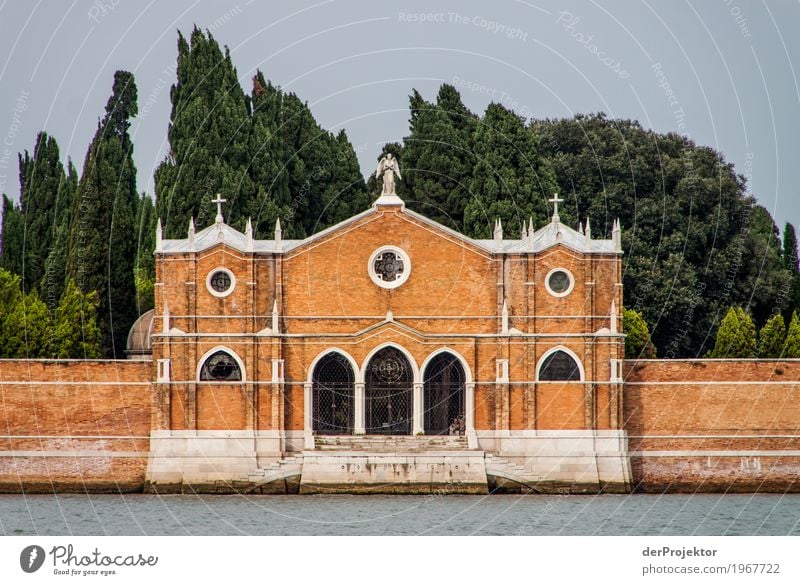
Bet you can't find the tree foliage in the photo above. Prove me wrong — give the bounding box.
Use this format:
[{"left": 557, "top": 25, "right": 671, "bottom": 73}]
[
  {"left": 388, "top": 93, "right": 795, "bottom": 356},
  {"left": 0, "top": 269, "right": 101, "bottom": 358},
  {"left": 67, "top": 70, "right": 139, "bottom": 357},
  {"left": 785, "top": 311, "right": 800, "bottom": 359},
  {"left": 155, "top": 28, "right": 367, "bottom": 240},
  {"left": 709, "top": 307, "right": 756, "bottom": 358},
  {"left": 758, "top": 313, "right": 786, "bottom": 358},
  {"left": 623, "top": 308, "right": 656, "bottom": 358}
]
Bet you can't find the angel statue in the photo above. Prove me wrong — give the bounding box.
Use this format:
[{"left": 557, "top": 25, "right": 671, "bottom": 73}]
[{"left": 375, "top": 153, "right": 401, "bottom": 195}]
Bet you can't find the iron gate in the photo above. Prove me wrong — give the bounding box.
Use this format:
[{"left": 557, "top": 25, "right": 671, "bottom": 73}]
[
  {"left": 423, "top": 353, "right": 466, "bottom": 435},
  {"left": 365, "top": 347, "right": 413, "bottom": 434},
  {"left": 312, "top": 352, "right": 355, "bottom": 434}
]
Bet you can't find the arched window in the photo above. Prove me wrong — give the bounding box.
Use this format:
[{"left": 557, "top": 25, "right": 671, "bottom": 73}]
[
  {"left": 423, "top": 352, "right": 466, "bottom": 435},
  {"left": 199, "top": 350, "right": 242, "bottom": 381},
  {"left": 538, "top": 350, "right": 581, "bottom": 381},
  {"left": 312, "top": 352, "right": 356, "bottom": 435},
  {"left": 365, "top": 346, "right": 413, "bottom": 435}
]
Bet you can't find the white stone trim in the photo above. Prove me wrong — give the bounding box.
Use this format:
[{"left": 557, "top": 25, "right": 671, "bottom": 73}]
[
  {"left": 205, "top": 266, "right": 236, "bottom": 298},
  {"left": 544, "top": 266, "right": 575, "bottom": 298},
  {"left": 536, "top": 345, "right": 585, "bottom": 381},
  {"left": 306, "top": 347, "right": 360, "bottom": 384},
  {"left": 157, "top": 358, "right": 170, "bottom": 382},
  {"left": 420, "top": 347, "right": 473, "bottom": 384},
  {"left": 195, "top": 345, "right": 246, "bottom": 382},
  {"left": 367, "top": 245, "right": 411, "bottom": 289},
  {"left": 357, "top": 342, "right": 420, "bottom": 384},
  {"left": 496, "top": 359, "right": 509, "bottom": 382}
]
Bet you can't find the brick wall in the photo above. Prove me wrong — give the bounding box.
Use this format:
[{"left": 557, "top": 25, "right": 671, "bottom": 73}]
[
  {"left": 0, "top": 360, "right": 152, "bottom": 492},
  {"left": 624, "top": 359, "right": 800, "bottom": 492}
]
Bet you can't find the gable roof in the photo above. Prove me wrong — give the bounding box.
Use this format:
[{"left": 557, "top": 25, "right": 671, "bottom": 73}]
[{"left": 156, "top": 196, "right": 621, "bottom": 256}]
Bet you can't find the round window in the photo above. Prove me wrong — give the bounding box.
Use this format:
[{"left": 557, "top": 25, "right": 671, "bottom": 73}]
[
  {"left": 206, "top": 268, "right": 236, "bottom": 297},
  {"left": 545, "top": 268, "right": 574, "bottom": 297},
  {"left": 368, "top": 246, "right": 411, "bottom": 289}
]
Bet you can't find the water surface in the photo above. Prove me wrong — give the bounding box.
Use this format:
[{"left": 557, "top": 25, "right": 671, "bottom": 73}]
[{"left": 1, "top": 494, "right": 798, "bottom": 536}]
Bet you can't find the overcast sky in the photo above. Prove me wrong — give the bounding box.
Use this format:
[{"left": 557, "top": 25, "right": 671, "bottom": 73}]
[{"left": 0, "top": 0, "right": 798, "bottom": 229}]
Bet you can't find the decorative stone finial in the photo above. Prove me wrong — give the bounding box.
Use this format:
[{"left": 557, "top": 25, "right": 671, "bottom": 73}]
[
  {"left": 274, "top": 218, "right": 282, "bottom": 251},
  {"left": 613, "top": 218, "right": 622, "bottom": 252},
  {"left": 584, "top": 217, "right": 592, "bottom": 251},
  {"left": 501, "top": 299, "right": 509, "bottom": 334},
  {"left": 272, "top": 299, "right": 279, "bottom": 332},
  {"left": 155, "top": 218, "right": 163, "bottom": 252},
  {"left": 245, "top": 217, "right": 253, "bottom": 251},
  {"left": 493, "top": 218, "right": 503, "bottom": 241},
  {"left": 187, "top": 217, "right": 195, "bottom": 249}
]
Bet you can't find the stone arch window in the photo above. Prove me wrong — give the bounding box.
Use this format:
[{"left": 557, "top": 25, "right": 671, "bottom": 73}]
[
  {"left": 537, "top": 349, "right": 582, "bottom": 381},
  {"left": 423, "top": 352, "right": 466, "bottom": 435},
  {"left": 199, "top": 350, "right": 242, "bottom": 381},
  {"left": 312, "top": 352, "right": 356, "bottom": 435}
]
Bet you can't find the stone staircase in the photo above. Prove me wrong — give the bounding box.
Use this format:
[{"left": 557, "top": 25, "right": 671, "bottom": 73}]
[
  {"left": 313, "top": 434, "right": 471, "bottom": 452},
  {"left": 239, "top": 454, "right": 304, "bottom": 494},
  {"left": 485, "top": 453, "right": 543, "bottom": 491}
]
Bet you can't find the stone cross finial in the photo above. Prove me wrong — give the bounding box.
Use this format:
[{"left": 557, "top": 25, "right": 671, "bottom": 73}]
[
  {"left": 212, "top": 193, "right": 227, "bottom": 224},
  {"left": 549, "top": 193, "right": 563, "bottom": 223}
]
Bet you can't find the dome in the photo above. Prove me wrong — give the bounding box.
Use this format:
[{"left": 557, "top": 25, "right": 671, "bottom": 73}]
[{"left": 126, "top": 309, "right": 154, "bottom": 359}]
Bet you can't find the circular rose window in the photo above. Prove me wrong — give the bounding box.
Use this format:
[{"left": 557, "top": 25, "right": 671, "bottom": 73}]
[
  {"left": 368, "top": 246, "right": 411, "bottom": 289},
  {"left": 206, "top": 267, "right": 236, "bottom": 297},
  {"left": 545, "top": 268, "right": 574, "bottom": 297}
]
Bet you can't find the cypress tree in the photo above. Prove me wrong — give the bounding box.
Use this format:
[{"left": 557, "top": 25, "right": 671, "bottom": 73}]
[
  {"left": 623, "top": 308, "right": 656, "bottom": 358},
  {"left": 402, "top": 85, "right": 477, "bottom": 229},
  {"left": 463, "top": 102, "right": 557, "bottom": 238},
  {"left": 758, "top": 313, "right": 787, "bottom": 358},
  {"left": 247, "top": 72, "right": 292, "bottom": 237},
  {"left": 155, "top": 27, "right": 254, "bottom": 236},
  {"left": 783, "top": 223, "right": 799, "bottom": 272},
  {"left": 0, "top": 195, "right": 23, "bottom": 276},
  {"left": 17, "top": 132, "right": 69, "bottom": 292},
  {"left": 710, "top": 306, "right": 756, "bottom": 358},
  {"left": 134, "top": 193, "right": 156, "bottom": 313},
  {"left": 270, "top": 87, "right": 367, "bottom": 237},
  {"left": 42, "top": 159, "right": 78, "bottom": 309},
  {"left": 785, "top": 311, "right": 800, "bottom": 358},
  {"left": 67, "top": 70, "right": 139, "bottom": 357}
]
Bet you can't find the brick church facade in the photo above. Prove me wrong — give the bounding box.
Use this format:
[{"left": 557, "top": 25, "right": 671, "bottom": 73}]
[{"left": 142, "top": 170, "right": 631, "bottom": 492}]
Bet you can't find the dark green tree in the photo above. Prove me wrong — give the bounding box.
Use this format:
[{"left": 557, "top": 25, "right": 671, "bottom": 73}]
[
  {"left": 400, "top": 85, "right": 477, "bottom": 229},
  {"left": 67, "top": 70, "right": 139, "bottom": 357},
  {"left": 42, "top": 159, "right": 78, "bottom": 309},
  {"left": 269, "top": 86, "right": 368, "bottom": 237},
  {"left": 155, "top": 27, "right": 255, "bottom": 236},
  {"left": 463, "top": 102, "right": 557, "bottom": 238},
  {"left": 134, "top": 193, "right": 156, "bottom": 313},
  {"left": 784, "top": 222, "right": 799, "bottom": 272},
  {"left": 758, "top": 313, "right": 786, "bottom": 358},
  {"left": 0, "top": 195, "right": 23, "bottom": 277},
  {"left": 16, "top": 132, "right": 70, "bottom": 292},
  {"left": 52, "top": 279, "right": 102, "bottom": 358},
  {"left": 783, "top": 222, "right": 800, "bottom": 315}
]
